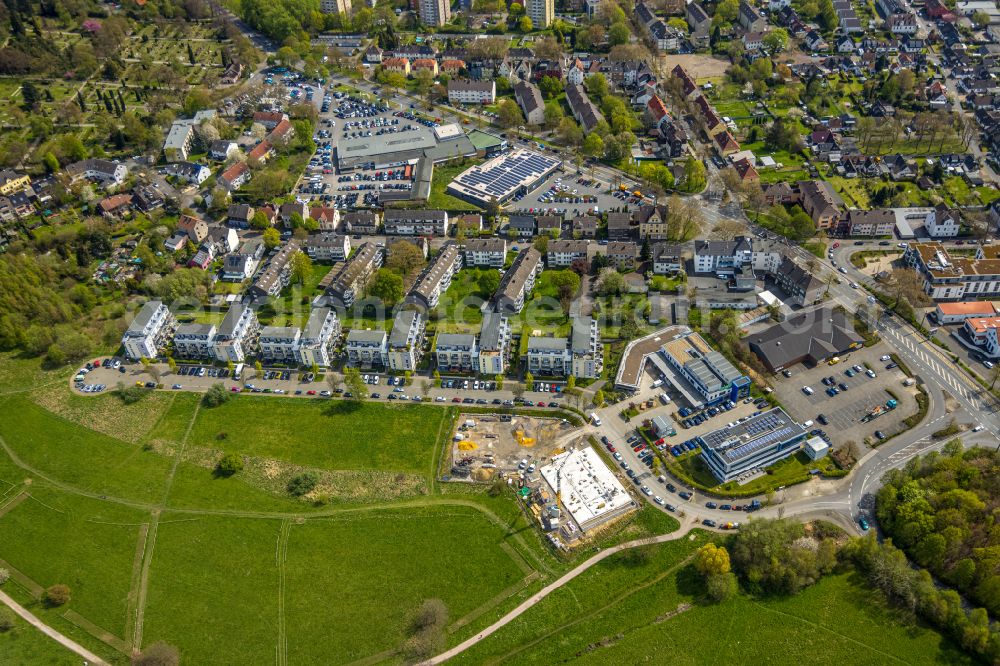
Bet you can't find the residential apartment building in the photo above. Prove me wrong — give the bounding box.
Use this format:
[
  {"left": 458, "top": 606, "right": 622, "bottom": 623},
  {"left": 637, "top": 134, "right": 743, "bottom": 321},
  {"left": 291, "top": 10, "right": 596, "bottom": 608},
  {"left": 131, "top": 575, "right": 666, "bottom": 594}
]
[
  {"left": 770, "top": 256, "right": 824, "bottom": 307},
  {"left": 0, "top": 170, "right": 30, "bottom": 196},
  {"left": 172, "top": 323, "right": 216, "bottom": 359},
  {"left": 491, "top": 247, "right": 542, "bottom": 314},
  {"left": 566, "top": 83, "right": 605, "bottom": 133},
  {"left": 221, "top": 241, "right": 264, "bottom": 282},
  {"left": 305, "top": 234, "right": 352, "bottom": 262},
  {"left": 526, "top": 0, "right": 554, "bottom": 28},
  {"left": 514, "top": 80, "right": 545, "bottom": 126},
  {"left": 435, "top": 333, "right": 479, "bottom": 372},
  {"left": 383, "top": 209, "right": 449, "bottom": 236},
  {"left": 419, "top": 0, "right": 450, "bottom": 26},
  {"left": 259, "top": 326, "right": 301, "bottom": 363},
  {"left": 387, "top": 309, "right": 426, "bottom": 371},
  {"left": 325, "top": 242, "right": 384, "bottom": 308},
  {"left": 65, "top": 159, "right": 128, "bottom": 187},
  {"left": 905, "top": 242, "right": 1000, "bottom": 301},
  {"left": 342, "top": 210, "right": 380, "bottom": 235},
  {"left": 448, "top": 79, "right": 496, "bottom": 104},
  {"left": 526, "top": 336, "right": 571, "bottom": 376},
  {"left": 296, "top": 308, "right": 341, "bottom": 367},
  {"left": 249, "top": 240, "right": 300, "bottom": 299},
  {"left": 212, "top": 304, "right": 260, "bottom": 363},
  {"left": 463, "top": 238, "right": 507, "bottom": 267},
  {"left": 607, "top": 242, "right": 639, "bottom": 271},
  {"left": 652, "top": 243, "right": 683, "bottom": 274},
  {"left": 798, "top": 180, "right": 843, "bottom": 230},
  {"left": 121, "top": 300, "right": 174, "bottom": 360},
  {"left": 926, "top": 204, "right": 961, "bottom": 238},
  {"left": 320, "top": 0, "right": 350, "bottom": 13},
  {"left": 571, "top": 315, "right": 603, "bottom": 379},
  {"left": 634, "top": 205, "right": 670, "bottom": 240},
  {"left": 477, "top": 312, "right": 511, "bottom": 375},
  {"left": 406, "top": 243, "right": 462, "bottom": 311},
  {"left": 547, "top": 239, "right": 593, "bottom": 268},
  {"left": 345, "top": 329, "right": 389, "bottom": 367},
  {"left": 845, "top": 209, "right": 895, "bottom": 236},
  {"left": 963, "top": 316, "right": 1000, "bottom": 358},
  {"left": 693, "top": 237, "right": 753, "bottom": 275}
]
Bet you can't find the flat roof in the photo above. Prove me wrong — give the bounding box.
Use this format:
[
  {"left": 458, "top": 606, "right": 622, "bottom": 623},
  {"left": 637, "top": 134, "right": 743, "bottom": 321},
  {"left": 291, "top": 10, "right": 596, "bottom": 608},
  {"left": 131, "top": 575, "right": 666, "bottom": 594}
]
[
  {"left": 699, "top": 407, "right": 806, "bottom": 464},
  {"left": 539, "top": 447, "right": 631, "bottom": 531},
  {"left": 447, "top": 148, "right": 559, "bottom": 205},
  {"left": 614, "top": 325, "right": 691, "bottom": 389}
]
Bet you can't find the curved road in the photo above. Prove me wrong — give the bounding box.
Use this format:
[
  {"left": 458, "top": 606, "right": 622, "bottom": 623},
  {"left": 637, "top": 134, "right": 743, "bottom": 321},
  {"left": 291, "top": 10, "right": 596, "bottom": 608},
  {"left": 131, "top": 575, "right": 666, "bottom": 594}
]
[{"left": 0, "top": 589, "right": 108, "bottom": 665}]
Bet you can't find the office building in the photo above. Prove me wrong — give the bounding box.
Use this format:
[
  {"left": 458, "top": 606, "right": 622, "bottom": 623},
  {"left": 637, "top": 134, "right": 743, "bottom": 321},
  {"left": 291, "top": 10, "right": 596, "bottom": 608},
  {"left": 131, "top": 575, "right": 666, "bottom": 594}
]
[{"left": 697, "top": 407, "right": 808, "bottom": 482}]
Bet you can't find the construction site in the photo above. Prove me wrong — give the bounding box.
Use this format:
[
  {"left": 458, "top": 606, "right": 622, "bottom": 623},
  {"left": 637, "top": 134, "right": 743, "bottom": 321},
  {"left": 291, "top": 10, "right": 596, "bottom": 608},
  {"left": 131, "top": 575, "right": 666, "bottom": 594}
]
[{"left": 446, "top": 413, "right": 576, "bottom": 482}]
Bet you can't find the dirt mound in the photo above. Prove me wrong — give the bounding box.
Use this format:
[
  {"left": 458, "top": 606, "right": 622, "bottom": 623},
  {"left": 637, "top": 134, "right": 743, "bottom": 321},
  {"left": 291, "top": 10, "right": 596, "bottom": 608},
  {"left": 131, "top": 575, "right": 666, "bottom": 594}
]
[{"left": 472, "top": 468, "right": 495, "bottom": 482}]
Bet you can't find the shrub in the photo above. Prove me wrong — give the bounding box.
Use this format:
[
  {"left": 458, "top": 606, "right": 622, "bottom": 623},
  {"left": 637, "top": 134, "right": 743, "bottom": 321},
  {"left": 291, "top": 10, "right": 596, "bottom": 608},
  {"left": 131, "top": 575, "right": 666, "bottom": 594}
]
[
  {"left": 132, "top": 642, "right": 180, "bottom": 666},
  {"left": 216, "top": 453, "right": 244, "bottom": 477},
  {"left": 287, "top": 472, "right": 318, "bottom": 497},
  {"left": 0, "top": 567, "right": 9, "bottom": 584},
  {"left": 0, "top": 607, "right": 13, "bottom": 632},
  {"left": 201, "top": 382, "right": 231, "bottom": 407},
  {"left": 44, "top": 584, "right": 71, "bottom": 607},
  {"left": 116, "top": 385, "right": 149, "bottom": 404}
]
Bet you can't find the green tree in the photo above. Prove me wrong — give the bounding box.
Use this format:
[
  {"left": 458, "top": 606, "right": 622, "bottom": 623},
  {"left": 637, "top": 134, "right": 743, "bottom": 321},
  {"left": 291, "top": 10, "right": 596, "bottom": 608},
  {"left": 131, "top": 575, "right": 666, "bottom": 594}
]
[
  {"left": 478, "top": 270, "right": 501, "bottom": 294},
  {"left": 543, "top": 100, "right": 563, "bottom": 128},
  {"left": 344, "top": 366, "right": 368, "bottom": 400},
  {"left": 497, "top": 99, "right": 524, "bottom": 128},
  {"left": 263, "top": 227, "right": 281, "bottom": 250},
  {"left": 518, "top": 15, "right": 533, "bottom": 32},
  {"left": 682, "top": 155, "right": 706, "bottom": 192},
  {"left": 582, "top": 133, "right": 604, "bottom": 158},
  {"left": 608, "top": 22, "right": 630, "bottom": 46},
  {"left": 368, "top": 268, "right": 404, "bottom": 306},
  {"left": 287, "top": 472, "right": 318, "bottom": 497},
  {"left": 44, "top": 584, "right": 71, "bottom": 607},
  {"left": 495, "top": 374, "right": 504, "bottom": 390},
  {"left": 764, "top": 28, "right": 789, "bottom": 53},
  {"left": 290, "top": 251, "right": 312, "bottom": 285},
  {"left": 695, "top": 543, "right": 732, "bottom": 576},
  {"left": 202, "top": 383, "right": 231, "bottom": 407},
  {"left": 584, "top": 73, "right": 609, "bottom": 100},
  {"left": 251, "top": 211, "right": 271, "bottom": 230},
  {"left": 539, "top": 76, "right": 561, "bottom": 99}
]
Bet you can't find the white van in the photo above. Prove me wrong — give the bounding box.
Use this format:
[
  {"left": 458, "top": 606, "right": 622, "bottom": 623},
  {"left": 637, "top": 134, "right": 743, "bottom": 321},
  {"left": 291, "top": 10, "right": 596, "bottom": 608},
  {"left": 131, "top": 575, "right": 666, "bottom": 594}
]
[
  {"left": 590, "top": 413, "right": 602, "bottom": 426},
  {"left": 802, "top": 420, "right": 814, "bottom": 429},
  {"left": 651, "top": 379, "right": 663, "bottom": 388},
  {"left": 659, "top": 393, "right": 671, "bottom": 405}
]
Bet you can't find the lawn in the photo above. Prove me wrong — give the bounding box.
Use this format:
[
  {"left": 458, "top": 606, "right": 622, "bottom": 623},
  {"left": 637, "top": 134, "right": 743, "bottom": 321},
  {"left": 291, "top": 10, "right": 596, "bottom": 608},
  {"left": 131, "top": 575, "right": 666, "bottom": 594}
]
[
  {"left": 0, "top": 486, "right": 144, "bottom": 638},
  {"left": 0, "top": 607, "right": 79, "bottom": 665},
  {"left": 427, "top": 160, "right": 483, "bottom": 211},
  {"left": 516, "top": 270, "right": 572, "bottom": 336},
  {"left": 284, "top": 505, "right": 531, "bottom": 664},
  {"left": 0, "top": 395, "right": 173, "bottom": 503},
  {"left": 666, "top": 449, "right": 835, "bottom": 496},
  {"left": 186, "top": 397, "right": 449, "bottom": 475},
  {"left": 436, "top": 267, "right": 497, "bottom": 331},
  {"left": 141, "top": 515, "right": 281, "bottom": 664}
]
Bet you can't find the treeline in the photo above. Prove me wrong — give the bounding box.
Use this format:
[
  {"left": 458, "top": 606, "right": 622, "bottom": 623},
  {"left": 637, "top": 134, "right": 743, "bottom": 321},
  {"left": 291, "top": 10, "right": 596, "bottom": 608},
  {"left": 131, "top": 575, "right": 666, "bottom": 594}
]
[{"left": 876, "top": 442, "right": 1000, "bottom": 616}]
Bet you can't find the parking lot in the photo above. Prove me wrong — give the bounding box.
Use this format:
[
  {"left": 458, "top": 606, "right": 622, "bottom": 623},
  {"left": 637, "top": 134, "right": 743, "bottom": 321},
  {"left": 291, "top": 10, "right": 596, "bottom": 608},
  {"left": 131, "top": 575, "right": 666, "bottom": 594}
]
[
  {"left": 772, "top": 344, "right": 920, "bottom": 447},
  {"left": 298, "top": 92, "right": 434, "bottom": 209},
  {"left": 505, "top": 169, "right": 646, "bottom": 220}
]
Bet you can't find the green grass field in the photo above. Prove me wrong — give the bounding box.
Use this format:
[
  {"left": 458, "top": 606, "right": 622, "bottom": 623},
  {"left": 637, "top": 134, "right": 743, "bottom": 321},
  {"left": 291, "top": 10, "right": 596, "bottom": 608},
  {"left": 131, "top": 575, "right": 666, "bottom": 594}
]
[
  {"left": 187, "top": 397, "right": 450, "bottom": 475},
  {"left": 0, "top": 608, "right": 79, "bottom": 665}
]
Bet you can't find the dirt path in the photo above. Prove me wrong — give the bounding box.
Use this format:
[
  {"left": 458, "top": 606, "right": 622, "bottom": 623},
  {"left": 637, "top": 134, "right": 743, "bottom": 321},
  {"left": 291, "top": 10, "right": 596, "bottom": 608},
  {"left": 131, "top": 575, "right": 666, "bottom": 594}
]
[
  {"left": 420, "top": 518, "right": 697, "bottom": 665},
  {"left": 0, "top": 589, "right": 109, "bottom": 665}
]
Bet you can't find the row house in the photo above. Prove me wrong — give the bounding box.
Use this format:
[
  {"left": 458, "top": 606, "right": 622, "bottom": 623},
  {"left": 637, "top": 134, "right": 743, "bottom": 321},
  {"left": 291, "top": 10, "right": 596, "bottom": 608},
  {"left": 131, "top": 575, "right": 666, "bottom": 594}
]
[
  {"left": 566, "top": 83, "right": 605, "bottom": 133},
  {"left": 798, "top": 180, "right": 843, "bottom": 230},
  {"left": 386, "top": 309, "right": 426, "bottom": 372}
]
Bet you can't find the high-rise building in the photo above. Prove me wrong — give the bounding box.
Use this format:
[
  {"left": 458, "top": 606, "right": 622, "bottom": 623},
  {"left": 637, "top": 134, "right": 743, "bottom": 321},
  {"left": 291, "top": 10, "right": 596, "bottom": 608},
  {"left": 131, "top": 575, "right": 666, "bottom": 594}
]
[
  {"left": 320, "top": 0, "right": 351, "bottom": 14},
  {"left": 419, "top": 0, "right": 450, "bottom": 26},
  {"left": 526, "top": 0, "right": 554, "bottom": 28}
]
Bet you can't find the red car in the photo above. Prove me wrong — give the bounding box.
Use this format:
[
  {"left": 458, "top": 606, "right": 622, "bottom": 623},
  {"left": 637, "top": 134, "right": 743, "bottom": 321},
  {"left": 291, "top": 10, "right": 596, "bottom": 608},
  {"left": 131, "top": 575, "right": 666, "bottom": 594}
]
[
  {"left": 307, "top": 390, "right": 316, "bottom": 395},
  {"left": 633, "top": 444, "right": 645, "bottom": 452},
  {"left": 230, "top": 386, "right": 240, "bottom": 392},
  {"left": 655, "top": 438, "right": 665, "bottom": 446},
  {"left": 607, "top": 445, "right": 616, "bottom": 453},
  {"left": 832, "top": 242, "right": 840, "bottom": 248},
  {"left": 452, "top": 397, "right": 462, "bottom": 402}
]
